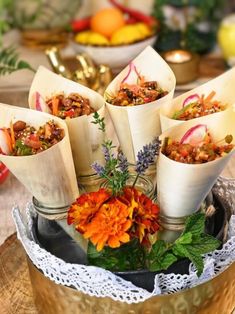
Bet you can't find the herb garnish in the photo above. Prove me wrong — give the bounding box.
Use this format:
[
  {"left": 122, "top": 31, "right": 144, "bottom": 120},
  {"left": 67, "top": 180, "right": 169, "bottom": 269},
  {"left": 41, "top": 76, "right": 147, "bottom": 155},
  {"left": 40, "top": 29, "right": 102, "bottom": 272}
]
[
  {"left": 147, "top": 212, "right": 221, "bottom": 276},
  {"left": 92, "top": 111, "right": 161, "bottom": 195}
]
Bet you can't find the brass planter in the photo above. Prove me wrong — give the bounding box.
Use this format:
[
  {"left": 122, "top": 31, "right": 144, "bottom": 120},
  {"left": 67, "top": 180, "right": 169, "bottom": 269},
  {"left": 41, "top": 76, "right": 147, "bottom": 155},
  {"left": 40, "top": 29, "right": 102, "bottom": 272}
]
[{"left": 27, "top": 258, "right": 235, "bottom": 314}]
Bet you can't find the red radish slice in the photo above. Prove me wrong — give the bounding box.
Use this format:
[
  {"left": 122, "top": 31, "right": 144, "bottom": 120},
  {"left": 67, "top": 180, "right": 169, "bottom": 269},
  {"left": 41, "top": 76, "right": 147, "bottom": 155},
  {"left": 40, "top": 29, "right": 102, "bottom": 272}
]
[
  {"left": 182, "top": 94, "right": 200, "bottom": 107},
  {"left": 180, "top": 124, "right": 207, "bottom": 146},
  {"left": 34, "top": 91, "right": 51, "bottom": 113},
  {"left": 0, "top": 128, "right": 12, "bottom": 155},
  {"left": 121, "top": 62, "right": 140, "bottom": 83}
]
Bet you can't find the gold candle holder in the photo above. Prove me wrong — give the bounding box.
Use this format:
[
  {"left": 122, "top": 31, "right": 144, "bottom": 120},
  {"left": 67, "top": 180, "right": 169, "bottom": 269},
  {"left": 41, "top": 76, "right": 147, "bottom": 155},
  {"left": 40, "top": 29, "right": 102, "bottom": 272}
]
[
  {"left": 162, "top": 50, "right": 200, "bottom": 85},
  {"left": 45, "top": 47, "right": 73, "bottom": 79}
]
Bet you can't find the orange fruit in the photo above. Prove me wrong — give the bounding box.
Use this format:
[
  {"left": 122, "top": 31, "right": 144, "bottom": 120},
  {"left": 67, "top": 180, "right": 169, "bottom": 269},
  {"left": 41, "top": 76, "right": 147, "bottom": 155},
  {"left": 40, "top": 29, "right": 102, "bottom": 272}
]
[{"left": 90, "top": 8, "right": 125, "bottom": 38}]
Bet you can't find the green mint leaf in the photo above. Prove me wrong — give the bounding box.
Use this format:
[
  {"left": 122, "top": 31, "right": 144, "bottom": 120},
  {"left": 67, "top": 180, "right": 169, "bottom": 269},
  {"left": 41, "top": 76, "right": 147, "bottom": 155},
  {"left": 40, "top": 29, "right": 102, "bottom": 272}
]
[
  {"left": 183, "top": 212, "right": 205, "bottom": 237},
  {"left": 172, "top": 233, "right": 220, "bottom": 276},
  {"left": 173, "top": 243, "right": 204, "bottom": 276},
  {"left": 150, "top": 240, "right": 167, "bottom": 257},
  {"left": 147, "top": 240, "right": 177, "bottom": 271},
  {"left": 149, "top": 252, "right": 177, "bottom": 272},
  {"left": 188, "top": 234, "right": 221, "bottom": 255},
  {"left": 175, "top": 232, "right": 192, "bottom": 245},
  {"left": 172, "top": 243, "right": 187, "bottom": 258}
]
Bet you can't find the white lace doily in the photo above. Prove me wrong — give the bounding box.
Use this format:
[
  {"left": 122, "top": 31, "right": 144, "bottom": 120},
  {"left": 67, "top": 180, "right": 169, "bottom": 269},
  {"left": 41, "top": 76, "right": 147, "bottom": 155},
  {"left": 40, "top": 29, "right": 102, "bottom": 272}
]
[{"left": 12, "top": 176, "right": 235, "bottom": 304}]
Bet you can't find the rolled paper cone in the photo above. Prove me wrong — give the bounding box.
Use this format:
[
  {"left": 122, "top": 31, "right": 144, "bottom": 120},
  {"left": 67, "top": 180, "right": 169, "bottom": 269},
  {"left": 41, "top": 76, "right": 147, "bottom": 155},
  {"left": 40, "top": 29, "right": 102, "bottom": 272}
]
[
  {"left": 105, "top": 46, "right": 176, "bottom": 164},
  {"left": 160, "top": 67, "right": 235, "bottom": 132},
  {"left": 0, "top": 103, "right": 79, "bottom": 208},
  {"left": 28, "top": 66, "right": 105, "bottom": 176},
  {"left": 157, "top": 107, "right": 235, "bottom": 218}
]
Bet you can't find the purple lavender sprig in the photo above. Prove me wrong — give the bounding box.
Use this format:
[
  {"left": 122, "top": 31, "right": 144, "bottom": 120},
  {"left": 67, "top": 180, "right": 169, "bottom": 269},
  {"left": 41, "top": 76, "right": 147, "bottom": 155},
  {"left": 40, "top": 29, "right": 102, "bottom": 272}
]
[
  {"left": 117, "top": 151, "right": 128, "bottom": 173},
  {"left": 132, "top": 137, "right": 161, "bottom": 187},
  {"left": 92, "top": 162, "right": 105, "bottom": 176},
  {"left": 92, "top": 112, "right": 161, "bottom": 194},
  {"left": 102, "top": 140, "right": 115, "bottom": 162},
  {"left": 135, "top": 137, "right": 161, "bottom": 175}
]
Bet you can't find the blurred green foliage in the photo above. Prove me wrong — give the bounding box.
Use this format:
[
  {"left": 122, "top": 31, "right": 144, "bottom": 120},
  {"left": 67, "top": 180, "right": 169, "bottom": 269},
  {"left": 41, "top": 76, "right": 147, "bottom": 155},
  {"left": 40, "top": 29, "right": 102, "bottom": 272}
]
[
  {"left": 0, "top": 0, "right": 35, "bottom": 75},
  {"left": 153, "top": 0, "right": 225, "bottom": 53}
]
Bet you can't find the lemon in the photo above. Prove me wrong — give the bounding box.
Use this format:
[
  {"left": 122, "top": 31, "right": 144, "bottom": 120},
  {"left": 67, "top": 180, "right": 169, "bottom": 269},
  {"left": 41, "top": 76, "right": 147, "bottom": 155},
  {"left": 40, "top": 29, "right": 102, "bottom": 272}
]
[
  {"left": 110, "top": 23, "right": 152, "bottom": 45},
  {"left": 136, "top": 23, "right": 152, "bottom": 37},
  {"left": 75, "top": 31, "right": 109, "bottom": 45},
  {"left": 218, "top": 14, "right": 235, "bottom": 60}
]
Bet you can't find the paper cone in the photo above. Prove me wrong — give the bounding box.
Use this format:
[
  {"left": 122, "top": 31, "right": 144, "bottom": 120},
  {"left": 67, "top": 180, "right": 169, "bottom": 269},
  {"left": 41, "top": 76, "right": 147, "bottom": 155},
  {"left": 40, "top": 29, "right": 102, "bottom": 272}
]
[
  {"left": 28, "top": 66, "right": 105, "bottom": 176},
  {"left": 160, "top": 67, "right": 235, "bottom": 132},
  {"left": 0, "top": 103, "right": 79, "bottom": 208},
  {"left": 157, "top": 106, "right": 235, "bottom": 218},
  {"left": 105, "top": 46, "right": 176, "bottom": 164}
]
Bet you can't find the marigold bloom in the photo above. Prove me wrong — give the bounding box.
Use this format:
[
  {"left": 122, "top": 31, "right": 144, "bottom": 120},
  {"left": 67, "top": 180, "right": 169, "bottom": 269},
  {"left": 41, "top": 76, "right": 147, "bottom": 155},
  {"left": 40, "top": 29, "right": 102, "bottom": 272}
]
[
  {"left": 67, "top": 189, "right": 111, "bottom": 234},
  {"left": 67, "top": 187, "right": 160, "bottom": 252},
  {"left": 121, "top": 187, "right": 160, "bottom": 243},
  {"left": 83, "top": 197, "right": 132, "bottom": 251}
]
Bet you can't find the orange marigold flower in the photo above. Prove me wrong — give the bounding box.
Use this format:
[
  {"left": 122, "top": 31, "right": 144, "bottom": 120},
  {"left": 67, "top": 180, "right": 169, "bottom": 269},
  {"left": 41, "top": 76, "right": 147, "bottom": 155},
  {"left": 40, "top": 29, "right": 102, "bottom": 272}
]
[
  {"left": 83, "top": 197, "right": 132, "bottom": 251},
  {"left": 67, "top": 188, "right": 111, "bottom": 234},
  {"left": 121, "top": 187, "right": 160, "bottom": 243}
]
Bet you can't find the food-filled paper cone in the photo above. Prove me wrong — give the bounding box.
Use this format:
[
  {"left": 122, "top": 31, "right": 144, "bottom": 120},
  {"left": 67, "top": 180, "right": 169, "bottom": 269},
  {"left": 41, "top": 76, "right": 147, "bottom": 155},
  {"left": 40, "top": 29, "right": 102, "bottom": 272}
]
[
  {"left": 28, "top": 66, "right": 105, "bottom": 176},
  {"left": 105, "top": 46, "right": 176, "bottom": 164},
  {"left": 0, "top": 103, "right": 79, "bottom": 208},
  {"left": 160, "top": 67, "right": 235, "bottom": 132},
  {"left": 157, "top": 106, "right": 235, "bottom": 218}
]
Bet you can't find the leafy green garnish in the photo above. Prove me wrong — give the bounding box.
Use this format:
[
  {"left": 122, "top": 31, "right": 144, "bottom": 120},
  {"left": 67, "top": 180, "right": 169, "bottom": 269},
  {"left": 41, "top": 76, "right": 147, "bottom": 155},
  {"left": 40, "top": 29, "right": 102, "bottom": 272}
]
[
  {"left": 148, "top": 212, "right": 221, "bottom": 276},
  {"left": 15, "top": 139, "right": 33, "bottom": 156},
  {"left": 91, "top": 111, "right": 105, "bottom": 132},
  {"left": 172, "top": 102, "right": 195, "bottom": 120},
  {"left": 0, "top": 46, "right": 35, "bottom": 76},
  {"left": 147, "top": 240, "right": 177, "bottom": 271},
  {"left": 87, "top": 239, "right": 146, "bottom": 271}
]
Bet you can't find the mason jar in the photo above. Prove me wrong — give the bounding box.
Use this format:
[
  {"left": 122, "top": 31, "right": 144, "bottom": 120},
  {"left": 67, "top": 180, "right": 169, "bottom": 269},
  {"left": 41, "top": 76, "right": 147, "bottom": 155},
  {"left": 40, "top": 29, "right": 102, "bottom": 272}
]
[
  {"left": 100, "top": 175, "right": 155, "bottom": 199},
  {"left": 78, "top": 173, "right": 106, "bottom": 193}
]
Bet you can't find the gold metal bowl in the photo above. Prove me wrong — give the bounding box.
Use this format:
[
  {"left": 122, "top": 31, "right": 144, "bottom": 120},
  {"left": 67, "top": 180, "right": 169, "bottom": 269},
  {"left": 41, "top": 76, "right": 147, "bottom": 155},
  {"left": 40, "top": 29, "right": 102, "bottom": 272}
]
[{"left": 27, "top": 258, "right": 235, "bottom": 313}]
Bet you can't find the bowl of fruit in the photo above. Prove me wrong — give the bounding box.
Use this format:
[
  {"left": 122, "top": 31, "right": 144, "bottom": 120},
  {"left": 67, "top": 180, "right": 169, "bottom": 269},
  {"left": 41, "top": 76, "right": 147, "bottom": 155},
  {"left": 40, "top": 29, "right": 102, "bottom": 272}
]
[{"left": 71, "top": 0, "right": 158, "bottom": 71}]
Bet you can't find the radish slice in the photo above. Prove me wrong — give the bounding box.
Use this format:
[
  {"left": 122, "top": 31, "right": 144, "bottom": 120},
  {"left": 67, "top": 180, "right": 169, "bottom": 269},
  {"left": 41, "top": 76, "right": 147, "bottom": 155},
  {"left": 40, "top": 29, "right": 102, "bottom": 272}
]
[
  {"left": 0, "top": 128, "right": 12, "bottom": 155},
  {"left": 121, "top": 62, "right": 140, "bottom": 83},
  {"left": 180, "top": 124, "right": 208, "bottom": 146},
  {"left": 34, "top": 91, "right": 51, "bottom": 113},
  {"left": 182, "top": 94, "right": 200, "bottom": 107}
]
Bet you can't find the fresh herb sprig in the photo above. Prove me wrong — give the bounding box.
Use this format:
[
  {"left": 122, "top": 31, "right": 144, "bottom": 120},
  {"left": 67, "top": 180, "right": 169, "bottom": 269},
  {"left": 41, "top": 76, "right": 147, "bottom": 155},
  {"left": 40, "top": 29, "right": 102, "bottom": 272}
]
[
  {"left": 92, "top": 112, "right": 160, "bottom": 196},
  {"left": 0, "top": 46, "right": 35, "bottom": 76},
  {"left": 147, "top": 212, "right": 221, "bottom": 276},
  {"left": 92, "top": 112, "right": 129, "bottom": 195},
  {"left": 133, "top": 137, "right": 161, "bottom": 187}
]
